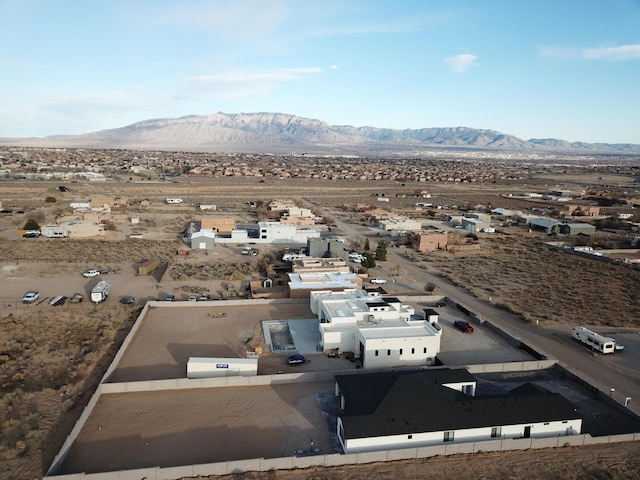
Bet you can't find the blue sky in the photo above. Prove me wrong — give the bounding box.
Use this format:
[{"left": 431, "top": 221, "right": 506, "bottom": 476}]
[{"left": 1, "top": 0, "right": 639, "bottom": 143}]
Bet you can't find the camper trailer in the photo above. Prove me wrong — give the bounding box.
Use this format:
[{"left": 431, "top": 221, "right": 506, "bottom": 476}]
[
  {"left": 571, "top": 326, "right": 623, "bottom": 354},
  {"left": 90, "top": 280, "right": 111, "bottom": 303}
]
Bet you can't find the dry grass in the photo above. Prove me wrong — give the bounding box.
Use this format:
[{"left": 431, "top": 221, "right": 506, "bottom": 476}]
[
  {"left": 0, "top": 238, "right": 180, "bottom": 265},
  {"left": 411, "top": 236, "right": 640, "bottom": 327},
  {"left": 0, "top": 306, "right": 137, "bottom": 477}
]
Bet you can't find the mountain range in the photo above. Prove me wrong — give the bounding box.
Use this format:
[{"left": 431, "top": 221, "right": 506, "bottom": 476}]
[{"left": 2, "top": 112, "right": 639, "bottom": 155}]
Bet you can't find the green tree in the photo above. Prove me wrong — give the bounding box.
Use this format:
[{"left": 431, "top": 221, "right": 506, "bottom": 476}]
[
  {"left": 361, "top": 253, "right": 376, "bottom": 268},
  {"left": 375, "top": 241, "right": 388, "bottom": 261},
  {"left": 364, "top": 238, "right": 370, "bottom": 251},
  {"left": 23, "top": 219, "right": 40, "bottom": 231}
]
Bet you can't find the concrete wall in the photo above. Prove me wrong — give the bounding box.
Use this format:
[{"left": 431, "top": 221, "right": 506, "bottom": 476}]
[{"left": 47, "top": 433, "right": 640, "bottom": 480}]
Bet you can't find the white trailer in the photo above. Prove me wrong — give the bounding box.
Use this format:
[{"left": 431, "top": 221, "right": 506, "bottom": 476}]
[
  {"left": 187, "top": 357, "right": 258, "bottom": 378},
  {"left": 165, "top": 198, "right": 183, "bottom": 204},
  {"left": 571, "top": 326, "right": 621, "bottom": 354},
  {"left": 90, "top": 280, "right": 111, "bottom": 303}
]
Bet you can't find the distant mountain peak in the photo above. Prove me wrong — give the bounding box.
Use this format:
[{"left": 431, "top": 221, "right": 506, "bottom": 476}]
[{"left": 1, "top": 112, "right": 639, "bottom": 155}]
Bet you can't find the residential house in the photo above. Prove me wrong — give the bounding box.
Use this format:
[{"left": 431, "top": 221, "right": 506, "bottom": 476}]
[
  {"left": 310, "top": 290, "right": 441, "bottom": 367},
  {"left": 335, "top": 369, "right": 582, "bottom": 454},
  {"left": 411, "top": 231, "right": 448, "bottom": 253}
]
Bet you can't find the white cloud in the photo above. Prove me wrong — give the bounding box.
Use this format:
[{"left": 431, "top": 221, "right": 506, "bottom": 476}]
[
  {"left": 174, "top": 67, "right": 324, "bottom": 100},
  {"left": 444, "top": 54, "right": 479, "bottom": 73},
  {"left": 540, "top": 43, "right": 640, "bottom": 61},
  {"left": 330, "top": 64, "right": 338, "bottom": 70}
]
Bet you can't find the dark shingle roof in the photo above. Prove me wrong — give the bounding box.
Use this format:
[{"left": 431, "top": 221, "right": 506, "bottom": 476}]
[{"left": 337, "top": 370, "right": 580, "bottom": 440}]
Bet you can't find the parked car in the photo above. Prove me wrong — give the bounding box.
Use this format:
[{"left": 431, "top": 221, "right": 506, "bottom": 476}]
[
  {"left": 69, "top": 292, "right": 84, "bottom": 303},
  {"left": 287, "top": 354, "right": 306, "bottom": 365},
  {"left": 120, "top": 296, "right": 135, "bottom": 304},
  {"left": 454, "top": 320, "right": 474, "bottom": 333},
  {"left": 23, "top": 231, "right": 41, "bottom": 238},
  {"left": 22, "top": 291, "right": 40, "bottom": 303},
  {"left": 165, "top": 294, "right": 175, "bottom": 302},
  {"left": 82, "top": 269, "right": 101, "bottom": 278},
  {"left": 370, "top": 278, "right": 387, "bottom": 285},
  {"left": 187, "top": 295, "right": 197, "bottom": 302},
  {"left": 197, "top": 295, "right": 211, "bottom": 301}
]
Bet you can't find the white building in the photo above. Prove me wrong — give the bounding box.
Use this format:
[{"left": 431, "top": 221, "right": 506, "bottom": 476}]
[
  {"left": 310, "top": 290, "right": 442, "bottom": 368},
  {"left": 378, "top": 217, "right": 422, "bottom": 232},
  {"left": 257, "top": 221, "right": 321, "bottom": 244},
  {"left": 335, "top": 369, "right": 582, "bottom": 454}
]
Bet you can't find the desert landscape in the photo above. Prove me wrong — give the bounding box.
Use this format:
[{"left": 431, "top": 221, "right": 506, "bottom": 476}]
[{"left": 1, "top": 150, "right": 640, "bottom": 480}]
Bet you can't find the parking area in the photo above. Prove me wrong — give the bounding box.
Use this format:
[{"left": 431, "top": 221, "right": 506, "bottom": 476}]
[{"left": 409, "top": 302, "right": 535, "bottom": 365}]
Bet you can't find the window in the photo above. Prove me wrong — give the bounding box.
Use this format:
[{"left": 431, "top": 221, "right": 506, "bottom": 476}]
[
  {"left": 407, "top": 434, "right": 413, "bottom": 439},
  {"left": 375, "top": 350, "right": 379, "bottom": 356},
  {"left": 387, "top": 349, "right": 391, "bottom": 356},
  {"left": 491, "top": 427, "right": 501, "bottom": 438},
  {"left": 399, "top": 348, "right": 403, "bottom": 355},
  {"left": 411, "top": 348, "right": 415, "bottom": 354},
  {"left": 444, "top": 431, "right": 454, "bottom": 442},
  {"left": 423, "top": 347, "right": 427, "bottom": 354}
]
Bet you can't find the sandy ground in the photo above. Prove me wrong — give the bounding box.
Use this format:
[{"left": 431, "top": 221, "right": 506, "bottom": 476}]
[
  {"left": 107, "top": 302, "right": 320, "bottom": 382},
  {"left": 57, "top": 382, "right": 336, "bottom": 474}
]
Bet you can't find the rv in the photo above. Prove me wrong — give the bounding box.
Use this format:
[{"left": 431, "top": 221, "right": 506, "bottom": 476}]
[
  {"left": 165, "top": 198, "right": 183, "bottom": 204},
  {"left": 571, "top": 326, "right": 622, "bottom": 354},
  {"left": 90, "top": 280, "right": 111, "bottom": 303}
]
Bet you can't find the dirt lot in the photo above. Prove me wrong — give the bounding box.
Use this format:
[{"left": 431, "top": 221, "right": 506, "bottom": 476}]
[
  {"left": 1, "top": 176, "right": 640, "bottom": 480},
  {"left": 57, "top": 382, "right": 336, "bottom": 474}
]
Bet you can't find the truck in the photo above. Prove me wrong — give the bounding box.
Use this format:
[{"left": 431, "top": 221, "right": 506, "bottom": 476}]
[
  {"left": 90, "top": 280, "right": 111, "bottom": 303},
  {"left": 571, "top": 326, "right": 623, "bottom": 354}
]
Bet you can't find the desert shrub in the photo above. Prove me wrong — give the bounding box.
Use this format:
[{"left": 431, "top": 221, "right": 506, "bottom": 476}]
[{"left": 44, "top": 196, "right": 57, "bottom": 203}]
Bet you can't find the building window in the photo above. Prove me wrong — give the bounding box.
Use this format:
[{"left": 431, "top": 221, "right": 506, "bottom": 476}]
[
  {"left": 408, "top": 434, "right": 413, "bottom": 439},
  {"left": 387, "top": 349, "right": 391, "bottom": 356},
  {"left": 491, "top": 427, "right": 501, "bottom": 438},
  {"left": 423, "top": 347, "right": 427, "bottom": 354},
  {"left": 399, "top": 348, "right": 403, "bottom": 355},
  {"left": 375, "top": 350, "right": 379, "bottom": 356},
  {"left": 444, "top": 431, "right": 454, "bottom": 442},
  {"left": 411, "top": 348, "right": 415, "bottom": 354}
]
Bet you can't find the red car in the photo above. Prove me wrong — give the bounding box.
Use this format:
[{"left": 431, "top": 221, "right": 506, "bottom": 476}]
[{"left": 454, "top": 320, "right": 474, "bottom": 333}]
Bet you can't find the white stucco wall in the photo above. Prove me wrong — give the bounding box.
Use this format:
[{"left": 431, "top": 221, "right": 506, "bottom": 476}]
[{"left": 340, "top": 418, "right": 582, "bottom": 454}]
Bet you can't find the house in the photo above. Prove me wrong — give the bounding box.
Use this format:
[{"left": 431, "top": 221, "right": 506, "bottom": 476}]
[
  {"left": 287, "top": 272, "right": 363, "bottom": 298},
  {"left": 378, "top": 216, "right": 422, "bottom": 233},
  {"left": 307, "top": 238, "right": 348, "bottom": 260},
  {"left": 257, "top": 221, "right": 321, "bottom": 244},
  {"left": 310, "top": 290, "right": 442, "bottom": 367},
  {"left": 291, "top": 258, "right": 350, "bottom": 274},
  {"left": 411, "top": 230, "right": 448, "bottom": 253},
  {"left": 201, "top": 218, "right": 236, "bottom": 233},
  {"left": 335, "top": 369, "right": 582, "bottom": 454}
]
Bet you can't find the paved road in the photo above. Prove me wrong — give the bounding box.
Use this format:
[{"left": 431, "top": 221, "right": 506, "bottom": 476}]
[{"left": 313, "top": 202, "right": 640, "bottom": 415}]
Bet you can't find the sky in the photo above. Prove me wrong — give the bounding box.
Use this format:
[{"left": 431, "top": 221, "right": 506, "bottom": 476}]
[{"left": 1, "top": 0, "right": 639, "bottom": 144}]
